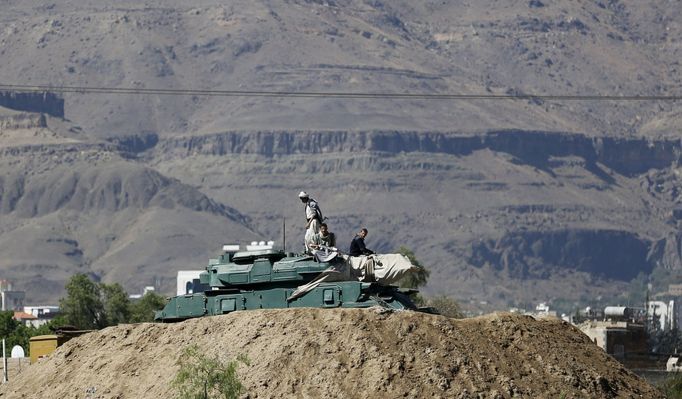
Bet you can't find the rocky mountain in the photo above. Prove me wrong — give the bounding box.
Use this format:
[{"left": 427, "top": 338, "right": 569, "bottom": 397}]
[
  {"left": 0, "top": 124, "right": 257, "bottom": 301},
  {"left": 0, "top": 0, "right": 681, "bottom": 309},
  {"left": 2, "top": 0, "right": 681, "bottom": 138}
]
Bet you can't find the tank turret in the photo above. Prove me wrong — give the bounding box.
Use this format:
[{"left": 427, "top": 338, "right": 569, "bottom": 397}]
[{"left": 155, "top": 244, "right": 422, "bottom": 322}]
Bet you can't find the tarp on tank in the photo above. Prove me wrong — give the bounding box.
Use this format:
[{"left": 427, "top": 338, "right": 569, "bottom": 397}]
[
  {"left": 347, "top": 253, "right": 417, "bottom": 285},
  {"left": 288, "top": 253, "right": 418, "bottom": 301}
]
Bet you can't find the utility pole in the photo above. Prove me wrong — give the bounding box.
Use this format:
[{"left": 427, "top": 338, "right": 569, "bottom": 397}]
[
  {"left": 2, "top": 338, "right": 7, "bottom": 383},
  {"left": 282, "top": 217, "right": 286, "bottom": 251}
]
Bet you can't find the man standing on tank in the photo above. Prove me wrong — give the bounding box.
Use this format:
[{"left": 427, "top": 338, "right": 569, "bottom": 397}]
[
  {"left": 349, "top": 228, "right": 374, "bottom": 256},
  {"left": 299, "top": 191, "right": 323, "bottom": 252}
]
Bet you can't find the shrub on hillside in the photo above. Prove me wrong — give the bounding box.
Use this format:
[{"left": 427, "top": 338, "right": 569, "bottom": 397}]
[{"left": 172, "top": 344, "right": 249, "bottom": 399}]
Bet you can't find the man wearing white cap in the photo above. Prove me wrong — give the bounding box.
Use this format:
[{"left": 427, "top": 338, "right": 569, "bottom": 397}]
[{"left": 299, "top": 191, "right": 323, "bottom": 252}]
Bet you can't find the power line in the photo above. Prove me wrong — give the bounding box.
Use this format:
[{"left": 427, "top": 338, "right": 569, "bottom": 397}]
[{"left": 0, "top": 83, "right": 680, "bottom": 101}]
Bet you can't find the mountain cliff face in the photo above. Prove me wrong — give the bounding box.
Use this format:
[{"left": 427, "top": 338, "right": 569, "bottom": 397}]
[
  {"left": 0, "top": 1, "right": 680, "bottom": 309},
  {"left": 150, "top": 130, "right": 682, "bottom": 175},
  {"left": 2, "top": 109, "right": 680, "bottom": 307},
  {"left": 141, "top": 128, "right": 680, "bottom": 309}
]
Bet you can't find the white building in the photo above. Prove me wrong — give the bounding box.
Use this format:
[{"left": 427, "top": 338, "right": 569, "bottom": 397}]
[
  {"left": 668, "top": 356, "right": 682, "bottom": 372},
  {"left": 177, "top": 271, "right": 205, "bottom": 296},
  {"left": 129, "top": 286, "right": 156, "bottom": 300},
  {"left": 0, "top": 280, "right": 25, "bottom": 311},
  {"left": 22, "top": 305, "right": 60, "bottom": 327},
  {"left": 648, "top": 300, "right": 676, "bottom": 332}
]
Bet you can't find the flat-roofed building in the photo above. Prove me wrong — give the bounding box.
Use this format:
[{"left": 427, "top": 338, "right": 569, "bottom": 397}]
[
  {"left": 669, "top": 284, "right": 682, "bottom": 296},
  {"left": 579, "top": 320, "right": 647, "bottom": 362},
  {"left": 23, "top": 305, "right": 61, "bottom": 327}
]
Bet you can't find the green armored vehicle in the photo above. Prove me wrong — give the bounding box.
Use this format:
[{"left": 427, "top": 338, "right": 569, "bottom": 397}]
[{"left": 154, "top": 245, "right": 422, "bottom": 322}]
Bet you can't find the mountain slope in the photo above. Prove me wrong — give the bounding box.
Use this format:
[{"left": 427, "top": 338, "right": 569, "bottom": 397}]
[
  {"left": 0, "top": 128, "right": 257, "bottom": 301},
  {"left": 147, "top": 129, "right": 681, "bottom": 309},
  {"left": 0, "top": 1, "right": 680, "bottom": 137}
]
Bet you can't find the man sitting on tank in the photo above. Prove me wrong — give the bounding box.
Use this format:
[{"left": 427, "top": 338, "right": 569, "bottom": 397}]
[
  {"left": 309, "top": 223, "right": 336, "bottom": 250},
  {"left": 349, "top": 228, "right": 374, "bottom": 257}
]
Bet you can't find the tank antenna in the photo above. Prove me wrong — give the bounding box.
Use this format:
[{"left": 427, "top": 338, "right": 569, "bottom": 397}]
[{"left": 282, "top": 217, "right": 286, "bottom": 251}]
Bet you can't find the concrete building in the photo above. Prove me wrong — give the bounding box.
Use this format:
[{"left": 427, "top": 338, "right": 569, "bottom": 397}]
[
  {"left": 668, "top": 284, "right": 682, "bottom": 296},
  {"left": 129, "top": 286, "right": 156, "bottom": 300},
  {"left": 510, "top": 302, "right": 560, "bottom": 320},
  {"left": 0, "top": 280, "right": 25, "bottom": 311},
  {"left": 579, "top": 320, "right": 648, "bottom": 360},
  {"left": 23, "top": 305, "right": 61, "bottom": 327},
  {"left": 13, "top": 311, "right": 37, "bottom": 326},
  {"left": 667, "top": 356, "right": 682, "bottom": 372},
  {"left": 648, "top": 300, "right": 675, "bottom": 332}
]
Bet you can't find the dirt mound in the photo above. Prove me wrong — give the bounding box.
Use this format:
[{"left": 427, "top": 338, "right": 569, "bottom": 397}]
[{"left": 0, "top": 309, "right": 661, "bottom": 398}]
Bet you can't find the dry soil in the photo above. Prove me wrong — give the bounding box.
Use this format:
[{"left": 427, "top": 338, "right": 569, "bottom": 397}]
[{"left": 0, "top": 308, "right": 663, "bottom": 399}]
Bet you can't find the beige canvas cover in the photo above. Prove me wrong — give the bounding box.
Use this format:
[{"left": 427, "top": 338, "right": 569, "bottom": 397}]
[
  {"left": 288, "top": 253, "right": 418, "bottom": 301},
  {"left": 347, "top": 253, "right": 417, "bottom": 284}
]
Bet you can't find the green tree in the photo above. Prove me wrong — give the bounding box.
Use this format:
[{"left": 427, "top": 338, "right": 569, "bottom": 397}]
[
  {"left": 59, "top": 274, "right": 106, "bottom": 329},
  {"left": 101, "top": 283, "right": 131, "bottom": 325},
  {"left": 427, "top": 295, "right": 464, "bottom": 318},
  {"left": 649, "top": 328, "right": 682, "bottom": 354},
  {"left": 32, "top": 315, "right": 67, "bottom": 335},
  {"left": 60, "top": 274, "right": 168, "bottom": 328},
  {"left": 172, "top": 344, "right": 249, "bottom": 399},
  {"left": 395, "top": 246, "right": 432, "bottom": 305},
  {"left": 624, "top": 272, "right": 648, "bottom": 306},
  {"left": 659, "top": 372, "right": 682, "bottom": 399},
  {"left": 0, "top": 311, "right": 66, "bottom": 356},
  {"left": 130, "top": 291, "right": 167, "bottom": 323},
  {"left": 394, "top": 247, "right": 465, "bottom": 316},
  {"left": 396, "top": 246, "right": 431, "bottom": 289},
  {"left": 0, "top": 311, "right": 30, "bottom": 350}
]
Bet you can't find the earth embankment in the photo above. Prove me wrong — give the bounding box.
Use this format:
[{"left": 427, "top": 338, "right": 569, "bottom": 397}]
[{"left": 0, "top": 308, "right": 662, "bottom": 398}]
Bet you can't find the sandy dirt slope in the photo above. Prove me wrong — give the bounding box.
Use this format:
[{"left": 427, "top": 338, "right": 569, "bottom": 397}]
[{"left": 0, "top": 309, "right": 662, "bottom": 399}]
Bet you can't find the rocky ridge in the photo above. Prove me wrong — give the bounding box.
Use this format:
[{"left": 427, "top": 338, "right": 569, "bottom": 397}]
[
  {"left": 3, "top": 109, "right": 682, "bottom": 306},
  {"left": 144, "top": 128, "right": 682, "bottom": 309}
]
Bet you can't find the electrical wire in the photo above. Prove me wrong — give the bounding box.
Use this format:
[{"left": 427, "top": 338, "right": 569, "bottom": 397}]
[{"left": 0, "top": 83, "right": 680, "bottom": 101}]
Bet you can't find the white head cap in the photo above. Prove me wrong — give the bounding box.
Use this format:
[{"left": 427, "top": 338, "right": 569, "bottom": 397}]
[{"left": 298, "top": 191, "right": 309, "bottom": 198}]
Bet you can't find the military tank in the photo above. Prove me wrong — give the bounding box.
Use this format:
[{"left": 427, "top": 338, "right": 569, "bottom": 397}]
[{"left": 154, "top": 244, "right": 424, "bottom": 322}]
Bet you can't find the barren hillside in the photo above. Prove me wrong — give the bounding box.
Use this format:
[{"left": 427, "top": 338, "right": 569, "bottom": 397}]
[
  {"left": 0, "top": 309, "right": 663, "bottom": 398},
  {"left": 0, "top": 131, "right": 258, "bottom": 301},
  {"left": 1, "top": 0, "right": 680, "bottom": 137}
]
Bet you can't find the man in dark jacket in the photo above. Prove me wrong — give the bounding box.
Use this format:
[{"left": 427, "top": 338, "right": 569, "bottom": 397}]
[{"left": 349, "top": 228, "right": 374, "bottom": 256}]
